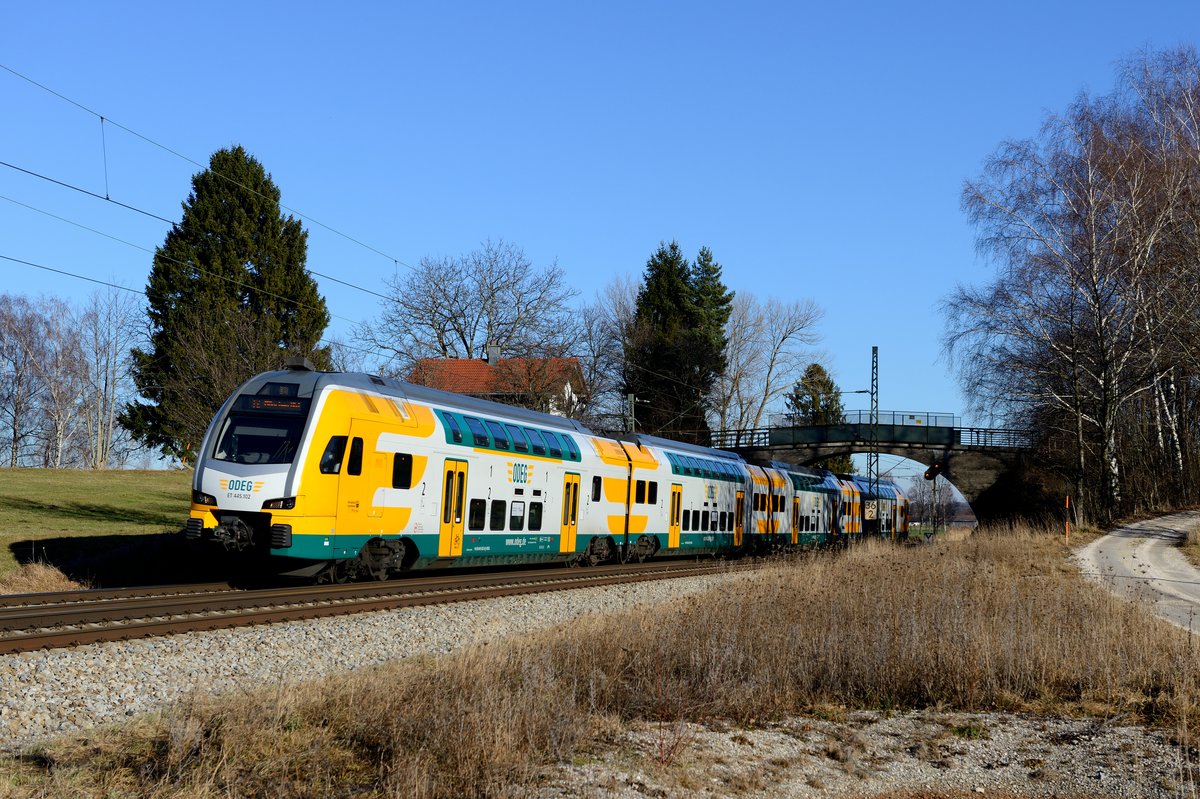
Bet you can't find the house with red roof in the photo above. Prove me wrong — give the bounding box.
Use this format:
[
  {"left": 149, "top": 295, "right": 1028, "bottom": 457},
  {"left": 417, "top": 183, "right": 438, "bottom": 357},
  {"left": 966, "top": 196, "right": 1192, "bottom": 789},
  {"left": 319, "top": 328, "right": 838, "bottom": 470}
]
[{"left": 408, "top": 348, "right": 587, "bottom": 417}]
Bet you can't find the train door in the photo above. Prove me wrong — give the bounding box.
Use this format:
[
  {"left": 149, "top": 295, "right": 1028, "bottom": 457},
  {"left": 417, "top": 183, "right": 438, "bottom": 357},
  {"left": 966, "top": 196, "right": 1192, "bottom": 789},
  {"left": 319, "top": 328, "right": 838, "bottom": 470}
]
[
  {"left": 438, "top": 458, "right": 467, "bottom": 557},
  {"left": 791, "top": 497, "right": 800, "bottom": 545},
  {"left": 669, "top": 484, "right": 682, "bottom": 549},
  {"left": 559, "top": 473, "right": 580, "bottom": 553},
  {"left": 734, "top": 490, "right": 745, "bottom": 547}
]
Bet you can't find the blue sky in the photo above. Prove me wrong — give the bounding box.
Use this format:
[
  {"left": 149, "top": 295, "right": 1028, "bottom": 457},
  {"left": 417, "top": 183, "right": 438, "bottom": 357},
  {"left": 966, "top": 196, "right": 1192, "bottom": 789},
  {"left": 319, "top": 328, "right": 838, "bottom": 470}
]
[{"left": 3, "top": 2, "right": 1197, "bottom": 478}]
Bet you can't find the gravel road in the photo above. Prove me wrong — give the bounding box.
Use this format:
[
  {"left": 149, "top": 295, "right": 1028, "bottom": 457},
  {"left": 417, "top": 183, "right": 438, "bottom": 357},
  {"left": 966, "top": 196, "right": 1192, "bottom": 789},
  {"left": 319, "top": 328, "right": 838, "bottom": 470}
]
[{"left": 1074, "top": 510, "right": 1200, "bottom": 633}]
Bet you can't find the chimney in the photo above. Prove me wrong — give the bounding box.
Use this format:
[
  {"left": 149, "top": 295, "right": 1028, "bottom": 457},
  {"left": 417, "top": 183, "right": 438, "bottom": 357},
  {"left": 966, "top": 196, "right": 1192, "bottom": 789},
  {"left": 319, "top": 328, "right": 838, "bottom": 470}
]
[{"left": 485, "top": 342, "right": 501, "bottom": 363}]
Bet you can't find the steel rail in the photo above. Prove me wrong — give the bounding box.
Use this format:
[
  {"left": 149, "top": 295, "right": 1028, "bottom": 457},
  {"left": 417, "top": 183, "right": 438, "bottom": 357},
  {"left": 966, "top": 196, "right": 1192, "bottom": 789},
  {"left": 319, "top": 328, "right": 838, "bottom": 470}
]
[{"left": 0, "top": 560, "right": 745, "bottom": 655}]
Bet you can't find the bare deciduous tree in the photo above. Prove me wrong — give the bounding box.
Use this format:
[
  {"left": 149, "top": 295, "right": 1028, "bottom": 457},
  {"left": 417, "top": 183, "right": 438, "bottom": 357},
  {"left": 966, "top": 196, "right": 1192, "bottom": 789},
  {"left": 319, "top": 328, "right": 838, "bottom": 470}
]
[
  {"left": 357, "top": 239, "right": 578, "bottom": 376},
  {"left": 710, "top": 294, "right": 822, "bottom": 432}
]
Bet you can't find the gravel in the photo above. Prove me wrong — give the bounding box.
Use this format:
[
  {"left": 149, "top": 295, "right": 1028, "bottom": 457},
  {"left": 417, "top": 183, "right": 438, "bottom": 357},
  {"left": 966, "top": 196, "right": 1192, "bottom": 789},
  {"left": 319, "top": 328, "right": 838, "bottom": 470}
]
[{"left": 0, "top": 572, "right": 745, "bottom": 752}]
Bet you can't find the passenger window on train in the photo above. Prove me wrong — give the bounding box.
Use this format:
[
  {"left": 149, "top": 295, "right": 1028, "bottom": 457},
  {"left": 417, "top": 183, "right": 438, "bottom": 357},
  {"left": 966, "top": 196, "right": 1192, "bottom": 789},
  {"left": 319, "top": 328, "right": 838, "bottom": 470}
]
[
  {"left": 720, "top": 511, "right": 728, "bottom": 531},
  {"left": 489, "top": 500, "right": 506, "bottom": 531},
  {"left": 528, "top": 501, "right": 543, "bottom": 531},
  {"left": 524, "top": 428, "right": 546, "bottom": 456},
  {"left": 509, "top": 501, "right": 526, "bottom": 531},
  {"left": 541, "top": 431, "right": 562, "bottom": 457},
  {"left": 691, "top": 510, "right": 700, "bottom": 530},
  {"left": 319, "top": 436, "right": 347, "bottom": 474},
  {"left": 591, "top": 476, "right": 601, "bottom": 502},
  {"left": 635, "top": 480, "right": 646, "bottom": 504},
  {"left": 440, "top": 412, "right": 463, "bottom": 443},
  {"left": 682, "top": 510, "right": 690, "bottom": 531},
  {"left": 648, "top": 482, "right": 658, "bottom": 505},
  {"left": 347, "top": 438, "right": 363, "bottom": 476},
  {"left": 711, "top": 510, "right": 718, "bottom": 530},
  {"left": 392, "top": 453, "right": 413, "bottom": 488},
  {"left": 701, "top": 511, "right": 709, "bottom": 531},
  {"left": 484, "top": 420, "right": 509, "bottom": 449},
  {"left": 562, "top": 436, "right": 579, "bottom": 460},
  {"left": 505, "top": 424, "right": 529, "bottom": 452},
  {"left": 468, "top": 499, "right": 486, "bottom": 530},
  {"left": 463, "top": 417, "right": 490, "bottom": 447}
]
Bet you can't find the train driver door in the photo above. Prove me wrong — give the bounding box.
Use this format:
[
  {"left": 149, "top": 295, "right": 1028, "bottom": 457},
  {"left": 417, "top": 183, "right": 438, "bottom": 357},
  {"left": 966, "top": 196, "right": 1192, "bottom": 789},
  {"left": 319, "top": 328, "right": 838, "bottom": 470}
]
[{"left": 438, "top": 459, "right": 468, "bottom": 557}]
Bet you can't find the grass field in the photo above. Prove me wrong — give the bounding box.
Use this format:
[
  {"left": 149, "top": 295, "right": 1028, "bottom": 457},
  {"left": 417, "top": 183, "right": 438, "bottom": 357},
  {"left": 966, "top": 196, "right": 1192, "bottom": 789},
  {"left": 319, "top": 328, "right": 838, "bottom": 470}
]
[
  {"left": 0, "top": 522, "right": 1196, "bottom": 798},
  {"left": 0, "top": 468, "right": 192, "bottom": 586}
]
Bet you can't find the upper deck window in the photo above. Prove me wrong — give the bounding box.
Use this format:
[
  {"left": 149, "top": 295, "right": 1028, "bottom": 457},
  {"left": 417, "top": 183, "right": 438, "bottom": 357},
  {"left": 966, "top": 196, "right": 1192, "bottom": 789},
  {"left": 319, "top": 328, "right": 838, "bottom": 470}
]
[
  {"left": 463, "top": 416, "right": 490, "bottom": 447},
  {"left": 505, "top": 424, "right": 529, "bottom": 453},
  {"left": 524, "top": 427, "right": 546, "bottom": 456},
  {"left": 440, "top": 411, "right": 464, "bottom": 443},
  {"left": 484, "top": 420, "right": 510, "bottom": 449}
]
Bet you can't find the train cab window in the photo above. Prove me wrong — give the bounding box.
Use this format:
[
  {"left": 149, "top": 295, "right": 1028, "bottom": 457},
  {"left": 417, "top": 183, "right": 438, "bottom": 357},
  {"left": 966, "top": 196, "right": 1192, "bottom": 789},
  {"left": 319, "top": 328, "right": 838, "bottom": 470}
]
[
  {"left": 489, "top": 500, "right": 507, "bottom": 531},
  {"left": 635, "top": 480, "right": 646, "bottom": 504},
  {"left": 484, "top": 420, "right": 509, "bottom": 449},
  {"left": 591, "top": 476, "right": 602, "bottom": 502},
  {"left": 468, "top": 499, "right": 486, "bottom": 530},
  {"left": 347, "top": 438, "right": 363, "bottom": 476},
  {"left": 509, "top": 501, "right": 526, "bottom": 531},
  {"left": 701, "top": 511, "right": 709, "bottom": 531},
  {"left": 528, "top": 501, "right": 543, "bottom": 531},
  {"left": 464, "top": 417, "right": 490, "bottom": 447},
  {"left": 319, "top": 436, "right": 347, "bottom": 474},
  {"left": 524, "top": 428, "right": 546, "bottom": 456},
  {"left": 440, "top": 411, "right": 463, "bottom": 443},
  {"left": 647, "top": 481, "right": 658, "bottom": 505},
  {"left": 392, "top": 453, "right": 414, "bottom": 488},
  {"left": 541, "top": 431, "right": 562, "bottom": 457}
]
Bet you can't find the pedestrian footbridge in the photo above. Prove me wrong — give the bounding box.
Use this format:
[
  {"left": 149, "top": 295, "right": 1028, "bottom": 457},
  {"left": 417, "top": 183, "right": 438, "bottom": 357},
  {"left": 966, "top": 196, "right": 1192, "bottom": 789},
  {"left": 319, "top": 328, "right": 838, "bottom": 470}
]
[{"left": 710, "top": 411, "right": 1040, "bottom": 520}]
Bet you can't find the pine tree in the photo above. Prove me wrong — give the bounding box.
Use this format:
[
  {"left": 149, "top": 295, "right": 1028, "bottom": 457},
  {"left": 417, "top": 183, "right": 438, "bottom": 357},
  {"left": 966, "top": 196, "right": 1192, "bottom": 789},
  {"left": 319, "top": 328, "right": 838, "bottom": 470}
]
[
  {"left": 121, "top": 146, "right": 330, "bottom": 461},
  {"left": 624, "top": 242, "right": 732, "bottom": 443},
  {"left": 786, "top": 363, "right": 854, "bottom": 473}
]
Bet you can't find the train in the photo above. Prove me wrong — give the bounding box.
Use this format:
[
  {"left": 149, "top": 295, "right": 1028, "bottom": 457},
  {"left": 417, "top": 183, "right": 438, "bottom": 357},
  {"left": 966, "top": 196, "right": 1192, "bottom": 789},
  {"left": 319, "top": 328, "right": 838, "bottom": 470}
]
[{"left": 185, "top": 360, "right": 908, "bottom": 581}]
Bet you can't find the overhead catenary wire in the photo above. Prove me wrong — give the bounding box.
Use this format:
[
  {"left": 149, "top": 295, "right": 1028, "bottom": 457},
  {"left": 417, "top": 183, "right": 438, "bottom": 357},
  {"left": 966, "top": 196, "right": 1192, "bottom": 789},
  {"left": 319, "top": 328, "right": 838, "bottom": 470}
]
[
  {"left": 0, "top": 62, "right": 415, "bottom": 274},
  {"left": 0, "top": 253, "right": 391, "bottom": 363}
]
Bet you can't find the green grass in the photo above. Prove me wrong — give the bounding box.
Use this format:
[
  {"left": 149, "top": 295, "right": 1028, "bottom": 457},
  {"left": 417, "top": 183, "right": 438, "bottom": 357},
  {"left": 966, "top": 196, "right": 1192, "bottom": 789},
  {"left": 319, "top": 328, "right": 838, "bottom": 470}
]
[{"left": 0, "top": 469, "right": 192, "bottom": 583}]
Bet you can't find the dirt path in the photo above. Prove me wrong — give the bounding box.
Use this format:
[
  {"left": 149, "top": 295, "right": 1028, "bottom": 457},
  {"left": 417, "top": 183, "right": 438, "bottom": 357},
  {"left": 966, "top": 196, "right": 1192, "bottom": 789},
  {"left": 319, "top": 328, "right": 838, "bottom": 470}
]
[{"left": 1074, "top": 510, "right": 1200, "bottom": 633}]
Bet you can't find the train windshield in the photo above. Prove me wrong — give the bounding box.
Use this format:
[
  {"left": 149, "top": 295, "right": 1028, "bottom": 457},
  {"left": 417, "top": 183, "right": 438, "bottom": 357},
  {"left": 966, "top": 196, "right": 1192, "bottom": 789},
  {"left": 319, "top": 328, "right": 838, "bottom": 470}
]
[{"left": 211, "top": 396, "right": 311, "bottom": 465}]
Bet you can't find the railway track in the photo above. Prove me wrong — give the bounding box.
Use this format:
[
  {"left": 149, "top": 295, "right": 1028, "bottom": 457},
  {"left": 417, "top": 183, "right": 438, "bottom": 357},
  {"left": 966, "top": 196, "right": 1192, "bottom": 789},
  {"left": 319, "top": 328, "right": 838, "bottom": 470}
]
[{"left": 0, "top": 560, "right": 746, "bottom": 655}]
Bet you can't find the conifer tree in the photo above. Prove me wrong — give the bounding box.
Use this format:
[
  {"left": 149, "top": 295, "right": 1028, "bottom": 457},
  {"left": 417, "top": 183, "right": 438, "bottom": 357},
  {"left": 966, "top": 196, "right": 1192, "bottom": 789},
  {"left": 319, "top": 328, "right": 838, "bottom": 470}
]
[
  {"left": 624, "top": 241, "right": 732, "bottom": 443},
  {"left": 786, "top": 363, "right": 854, "bottom": 473},
  {"left": 121, "top": 146, "right": 329, "bottom": 461}
]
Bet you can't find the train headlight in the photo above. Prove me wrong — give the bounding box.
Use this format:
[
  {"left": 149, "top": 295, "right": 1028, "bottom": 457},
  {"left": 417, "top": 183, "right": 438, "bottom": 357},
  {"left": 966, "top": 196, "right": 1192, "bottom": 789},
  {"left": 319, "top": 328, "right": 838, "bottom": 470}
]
[
  {"left": 192, "top": 490, "right": 217, "bottom": 506},
  {"left": 262, "top": 497, "right": 297, "bottom": 510}
]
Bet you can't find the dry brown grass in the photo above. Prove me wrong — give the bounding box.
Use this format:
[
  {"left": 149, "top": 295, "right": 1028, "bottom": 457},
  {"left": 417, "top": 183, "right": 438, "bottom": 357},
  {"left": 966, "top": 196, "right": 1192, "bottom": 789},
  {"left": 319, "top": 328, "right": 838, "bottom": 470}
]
[
  {"left": 2, "top": 522, "right": 1197, "bottom": 798},
  {"left": 1181, "top": 522, "right": 1200, "bottom": 570},
  {"left": 0, "top": 561, "right": 88, "bottom": 594}
]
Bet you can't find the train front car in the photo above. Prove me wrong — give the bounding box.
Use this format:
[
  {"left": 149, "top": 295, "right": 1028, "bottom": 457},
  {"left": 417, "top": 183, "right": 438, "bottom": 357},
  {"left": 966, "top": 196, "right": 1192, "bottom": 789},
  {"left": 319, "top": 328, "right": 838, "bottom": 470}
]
[{"left": 186, "top": 366, "right": 320, "bottom": 564}]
